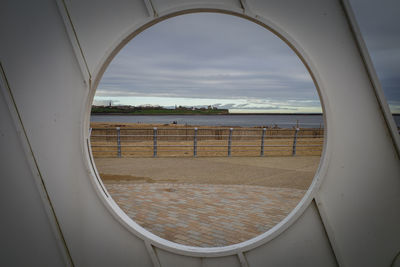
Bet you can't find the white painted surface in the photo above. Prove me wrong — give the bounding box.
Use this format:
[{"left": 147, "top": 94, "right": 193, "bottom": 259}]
[
  {"left": 245, "top": 202, "right": 337, "bottom": 267},
  {"left": 0, "top": 69, "right": 68, "bottom": 266},
  {"left": 202, "top": 255, "right": 242, "bottom": 267},
  {"left": 0, "top": 0, "right": 399, "bottom": 266}
]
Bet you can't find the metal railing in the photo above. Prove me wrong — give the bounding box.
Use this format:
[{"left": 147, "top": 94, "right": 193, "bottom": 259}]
[{"left": 90, "top": 127, "right": 324, "bottom": 158}]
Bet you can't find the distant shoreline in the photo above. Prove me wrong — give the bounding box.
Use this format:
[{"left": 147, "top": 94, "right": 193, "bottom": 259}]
[{"left": 91, "top": 113, "right": 324, "bottom": 116}]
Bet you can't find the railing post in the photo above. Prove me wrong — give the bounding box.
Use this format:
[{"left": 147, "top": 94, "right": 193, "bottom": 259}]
[
  {"left": 193, "top": 127, "right": 198, "bottom": 157},
  {"left": 153, "top": 127, "right": 157, "bottom": 157},
  {"left": 292, "top": 127, "right": 299, "bottom": 156},
  {"left": 260, "top": 128, "right": 266, "bottom": 156},
  {"left": 116, "top": 127, "right": 121, "bottom": 158},
  {"left": 228, "top": 128, "right": 233, "bottom": 157}
]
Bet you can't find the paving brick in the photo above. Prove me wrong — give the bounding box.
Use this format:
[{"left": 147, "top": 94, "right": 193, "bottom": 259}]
[{"left": 105, "top": 182, "right": 305, "bottom": 247}]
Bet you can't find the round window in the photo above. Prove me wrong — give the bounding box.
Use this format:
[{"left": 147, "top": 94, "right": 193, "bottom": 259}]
[{"left": 90, "top": 12, "right": 324, "bottom": 247}]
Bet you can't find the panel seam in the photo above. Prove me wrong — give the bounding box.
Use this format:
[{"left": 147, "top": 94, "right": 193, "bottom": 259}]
[
  {"left": 145, "top": 241, "right": 161, "bottom": 267},
  {"left": 56, "top": 0, "right": 92, "bottom": 87},
  {"left": 314, "top": 197, "right": 343, "bottom": 267},
  {"left": 0, "top": 62, "right": 75, "bottom": 266},
  {"left": 237, "top": 251, "right": 249, "bottom": 267}
]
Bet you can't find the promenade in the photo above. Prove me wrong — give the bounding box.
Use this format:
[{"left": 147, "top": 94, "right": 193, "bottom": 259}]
[
  {"left": 106, "top": 182, "right": 306, "bottom": 247},
  {"left": 97, "top": 156, "right": 319, "bottom": 246}
]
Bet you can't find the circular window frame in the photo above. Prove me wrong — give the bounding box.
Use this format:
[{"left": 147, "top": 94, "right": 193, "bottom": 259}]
[{"left": 84, "top": 8, "right": 330, "bottom": 258}]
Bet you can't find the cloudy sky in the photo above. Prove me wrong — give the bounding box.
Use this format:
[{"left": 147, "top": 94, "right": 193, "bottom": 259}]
[
  {"left": 95, "top": 1, "right": 399, "bottom": 114},
  {"left": 350, "top": 0, "right": 399, "bottom": 113}
]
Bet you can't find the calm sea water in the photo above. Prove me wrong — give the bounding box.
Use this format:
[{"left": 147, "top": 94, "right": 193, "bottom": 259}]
[
  {"left": 91, "top": 114, "right": 325, "bottom": 128},
  {"left": 91, "top": 114, "right": 400, "bottom": 128}
]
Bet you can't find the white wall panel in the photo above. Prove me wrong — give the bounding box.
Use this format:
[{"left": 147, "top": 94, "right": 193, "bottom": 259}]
[
  {"left": 247, "top": 1, "right": 400, "bottom": 265},
  {"left": 0, "top": 0, "right": 399, "bottom": 266},
  {"left": 0, "top": 1, "right": 153, "bottom": 266},
  {"left": 202, "top": 255, "right": 241, "bottom": 267},
  {"left": 245, "top": 202, "right": 337, "bottom": 267},
  {"left": 152, "top": 0, "right": 242, "bottom": 14},
  {"left": 155, "top": 248, "right": 202, "bottom": 267},
  {"left": 63, "top": 0, "right": 150, "bottom": 78},
  {"left": 0, "top": 75, "right": 67, "bottom": 266}
]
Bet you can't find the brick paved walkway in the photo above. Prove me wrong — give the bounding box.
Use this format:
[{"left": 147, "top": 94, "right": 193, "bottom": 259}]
[{"left": 105, "top": 183, "right": 305, "bottom": 247}]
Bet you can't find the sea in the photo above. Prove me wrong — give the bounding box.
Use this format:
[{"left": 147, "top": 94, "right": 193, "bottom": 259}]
[
  {"left": 91, "top": 114, "right": 400, "bottom": 128},
  {"left": 91, "top": 114, "right": 324, "bottom": 128}
]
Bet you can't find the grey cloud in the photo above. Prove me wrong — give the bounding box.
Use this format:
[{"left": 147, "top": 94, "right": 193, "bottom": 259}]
[
  {"left": 98, "top": 12, "right": 319, "bottom": 106},
  {"left": 349, "top": 0, "right": 400, "bottom": 110},
  {"left": 98, "top": 8, "right": 399, "bottom": 112}
]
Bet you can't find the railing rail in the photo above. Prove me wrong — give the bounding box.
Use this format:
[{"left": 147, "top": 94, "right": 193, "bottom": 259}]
[{"left": 90, "top": 127, "right": 324, "bottom": 158}]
